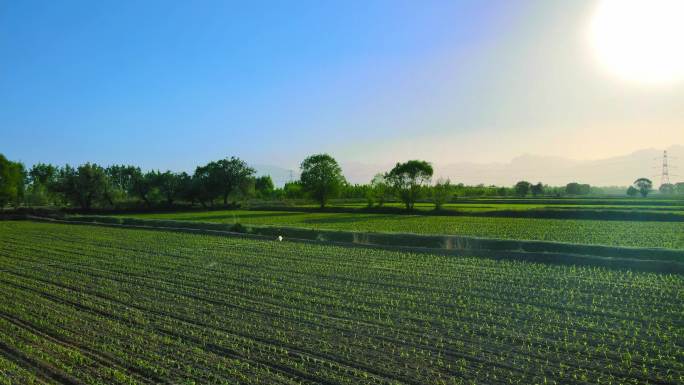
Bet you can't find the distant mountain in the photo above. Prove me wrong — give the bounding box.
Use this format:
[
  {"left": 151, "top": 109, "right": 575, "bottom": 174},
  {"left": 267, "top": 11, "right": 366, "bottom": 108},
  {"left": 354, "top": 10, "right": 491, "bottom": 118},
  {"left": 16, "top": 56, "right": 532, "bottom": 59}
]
[
  {"left": 256, "top": 145, "right": 684, "bottom": 187},
  {"left": 436, "top": 145, "right": 683, "bottom": 186}
]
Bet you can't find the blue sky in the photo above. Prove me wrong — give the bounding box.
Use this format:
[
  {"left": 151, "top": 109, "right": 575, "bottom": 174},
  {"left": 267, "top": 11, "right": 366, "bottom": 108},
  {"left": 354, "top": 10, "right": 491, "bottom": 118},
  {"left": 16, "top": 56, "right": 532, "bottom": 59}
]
[{"left": 2, "top": 1, "right": 682, "bottom": 175}]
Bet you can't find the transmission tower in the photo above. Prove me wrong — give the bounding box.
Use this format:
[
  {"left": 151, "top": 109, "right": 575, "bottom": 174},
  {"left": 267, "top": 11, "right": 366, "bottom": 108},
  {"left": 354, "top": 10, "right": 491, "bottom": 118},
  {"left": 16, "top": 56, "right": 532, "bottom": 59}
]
[{"left": 659, "top": 150, "right": 671, "bottom": 187}]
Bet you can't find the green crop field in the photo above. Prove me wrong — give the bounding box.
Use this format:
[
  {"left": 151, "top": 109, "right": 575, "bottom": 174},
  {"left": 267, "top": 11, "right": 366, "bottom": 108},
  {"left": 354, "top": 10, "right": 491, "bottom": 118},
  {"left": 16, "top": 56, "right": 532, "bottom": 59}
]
[
  {"left": 1, "top": 221, "right": 682, "bottom": 384},
  {"left": 330, "top": 201, "right": 684, "bottom": 214},
  {"left": 116, "top": 210, "right": 684, "bottom": 249}
]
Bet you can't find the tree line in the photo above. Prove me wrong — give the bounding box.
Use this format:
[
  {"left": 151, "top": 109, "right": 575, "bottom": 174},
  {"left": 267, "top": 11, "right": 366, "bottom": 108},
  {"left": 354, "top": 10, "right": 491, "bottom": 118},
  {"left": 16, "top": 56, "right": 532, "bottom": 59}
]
[
  {"left": 2, "top": 156, "right": 273, "bottom": 210},
  {"left": 1, "top": 152, "right": 681, "bottom": 210}
]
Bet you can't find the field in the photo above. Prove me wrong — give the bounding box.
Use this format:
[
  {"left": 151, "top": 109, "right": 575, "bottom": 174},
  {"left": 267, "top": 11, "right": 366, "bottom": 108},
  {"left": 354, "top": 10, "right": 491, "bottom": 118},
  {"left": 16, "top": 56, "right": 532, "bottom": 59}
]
[
  {"left": 1, "top": 221, "right": 682, "bottom": 384},
  {"left": 115, "top": 209, "right": 684, "bottom": 249},
  {"left": 287, "top": 198, "right": 684, "bottom": 214}
]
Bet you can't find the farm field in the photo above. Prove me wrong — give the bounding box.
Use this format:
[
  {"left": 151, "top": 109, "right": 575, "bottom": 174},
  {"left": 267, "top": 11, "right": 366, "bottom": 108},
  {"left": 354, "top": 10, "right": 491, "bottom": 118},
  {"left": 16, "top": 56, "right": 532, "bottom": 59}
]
[
  {"left": 0, "top": 221, "right": 682, "bottom": 384},
  {"left": 294, "top": 198, "right": 684, "bottom": 214},
  {"left": 344, "top": 203, "right": 684, "bottom": 213},
  {"left": 115, "top": 209, "right": 684, "bottom": 249}
]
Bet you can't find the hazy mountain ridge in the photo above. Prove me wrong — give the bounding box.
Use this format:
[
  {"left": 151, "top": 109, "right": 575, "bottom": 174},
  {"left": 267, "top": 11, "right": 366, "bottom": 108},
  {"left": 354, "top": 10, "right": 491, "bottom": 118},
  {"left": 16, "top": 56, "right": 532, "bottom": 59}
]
[{"left": 256, "top": 146, "right": 683, "bottom": 187}]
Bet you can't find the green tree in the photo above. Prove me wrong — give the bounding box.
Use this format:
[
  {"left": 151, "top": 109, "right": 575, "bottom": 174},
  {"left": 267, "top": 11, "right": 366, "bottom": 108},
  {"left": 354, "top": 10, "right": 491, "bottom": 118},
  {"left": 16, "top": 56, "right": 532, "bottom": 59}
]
[
  {"left": 239, "top": 176, "right": 256, "bottom": 200},
  {"left": 0, "top": 154, "right": 25, "bottom": 209},
  {"left": 105, "top": 165, "right": 138, "bottom": 202},
  {"left": 626, "top": 185, "right": 638, "bottom": 197},
  {"left": 283, "top": 181, "right": 304, "bottom": 199},
  {"left": 633, "top": 178, "right": 653, "bottom": 198},
  {"left": 530, "top": 182, "right": 544, "bottom": 197},
  {"left": 367, "top": 173, "right": 390, "bottom": 208},
  {"left": 675, "top": 182, "right": 684, "bottom": 195},
  {"left": 299, "top": 154, "right": 345, "bottom": 208},
  {"left": 565, "top": 182, "right": 590, "bottom": 195},
  {"left": 385, "top": 160, "right": 433, "bottom": 210},
  {"left": 255, "top": 175, "right": 274, "bottom": 198},
  {"left": 129, "top": 168, "right": 155, "bottom": 207},
  {"left": 176, "top": 172, "right": 196, "bottom": 205},
  {"left": 431, "top": 178, "right": 452, "bottom": 210},
  {"left": 25, "top": 163, "right": 57, "bottom": 206},
  {"left": 192, "top": 165, "right": 220, "bottom": 207},
  {"left": 53, "top": 163, "right": 108, "bottom": 210},
  {"left": 207, "top": 157, "right": 256, "bottom": 205},
  {"left": 29, "top": 163, "right": 57, "bottom": 186},
  {"left": 514, "top": 181, "right": 531, "bottom": 197},
  {"left": 659, "top": 183, "right": 674, "bottom": 195},
  {"left": 153, "top": 170, "right": 183, "bottom": 206}
]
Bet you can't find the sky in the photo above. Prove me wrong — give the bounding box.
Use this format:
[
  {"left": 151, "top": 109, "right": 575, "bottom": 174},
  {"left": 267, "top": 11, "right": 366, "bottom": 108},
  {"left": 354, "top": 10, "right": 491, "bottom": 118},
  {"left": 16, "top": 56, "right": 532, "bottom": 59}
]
[{"left": 1, "top": 0, "right": 683, "bottom": 176}]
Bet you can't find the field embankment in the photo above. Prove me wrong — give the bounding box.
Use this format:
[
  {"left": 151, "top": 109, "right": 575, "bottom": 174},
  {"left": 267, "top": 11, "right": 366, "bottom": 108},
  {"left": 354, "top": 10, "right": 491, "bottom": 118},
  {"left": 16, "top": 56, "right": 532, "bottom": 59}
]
[
  {"left": 110, "top": 208, "right": 684, "bottom": 249},
  {"left": 37, "top": 215, "right": 684, "bottom": 273}
]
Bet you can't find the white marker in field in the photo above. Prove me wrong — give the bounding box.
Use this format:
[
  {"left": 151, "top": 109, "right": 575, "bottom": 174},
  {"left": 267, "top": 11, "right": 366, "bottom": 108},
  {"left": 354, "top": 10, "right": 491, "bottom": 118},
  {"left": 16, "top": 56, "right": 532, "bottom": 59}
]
[{"left": 277, "top": 236, "right": 283, "bottom": 242}]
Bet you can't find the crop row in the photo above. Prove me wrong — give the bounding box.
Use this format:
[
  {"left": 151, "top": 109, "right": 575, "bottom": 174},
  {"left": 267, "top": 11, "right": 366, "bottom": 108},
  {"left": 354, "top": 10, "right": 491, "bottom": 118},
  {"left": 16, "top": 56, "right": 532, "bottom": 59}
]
[{"left": 0, "top": 221, "right": 682, "bottom": 384}]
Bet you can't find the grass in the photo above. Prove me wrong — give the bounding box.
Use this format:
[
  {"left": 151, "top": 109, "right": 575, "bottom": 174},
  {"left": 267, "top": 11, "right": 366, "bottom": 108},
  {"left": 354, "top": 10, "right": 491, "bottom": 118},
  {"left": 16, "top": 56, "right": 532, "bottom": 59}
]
[
  {"left": 115, "top": 209, "right": 684, "bottom": 249},
  {"left": 0, "top": 221, "right": 682, "bottom": 384}
]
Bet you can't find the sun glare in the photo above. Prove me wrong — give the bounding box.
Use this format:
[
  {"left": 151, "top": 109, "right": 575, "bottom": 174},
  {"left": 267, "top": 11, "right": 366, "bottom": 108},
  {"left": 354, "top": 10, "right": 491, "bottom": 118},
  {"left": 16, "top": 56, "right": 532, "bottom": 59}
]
[{"left": 589, "top": 0, "right": 684, "bottom": 85}]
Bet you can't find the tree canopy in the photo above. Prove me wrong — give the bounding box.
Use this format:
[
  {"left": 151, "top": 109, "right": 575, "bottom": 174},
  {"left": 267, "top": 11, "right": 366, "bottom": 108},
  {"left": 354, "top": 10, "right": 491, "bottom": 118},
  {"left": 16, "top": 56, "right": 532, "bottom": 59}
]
[
  {"left": 209, "top": 157, "right": 256, "bottom": 205},
  {"left": 385, "top": 160, "right": 433, "bottom": 210},
  {"left": 565, "top": 182, "right": 591, "bottom": 196},
  {"left": 514, "top": 181, "right": 531, "bottom": 197},
  {"left": 52, "top": 163, "right": 108, "bottom": 210},
  {"left": 431, "top": 178, "right": 452, "bottom": 210},
  {"left": 633, "top": 178, "right": 653, "bottom": 198},
  {"left": 0, "top": 154, "right": 25, "bottom": 208},
  {"left": 255, "top": 175, "right": 275, "bottom": 198},
  {"left": 299, "top": 154, "right": 345, "bottom": 208},
  {"left": 626, "top": 185, "right": 638, "bottom": 197}
]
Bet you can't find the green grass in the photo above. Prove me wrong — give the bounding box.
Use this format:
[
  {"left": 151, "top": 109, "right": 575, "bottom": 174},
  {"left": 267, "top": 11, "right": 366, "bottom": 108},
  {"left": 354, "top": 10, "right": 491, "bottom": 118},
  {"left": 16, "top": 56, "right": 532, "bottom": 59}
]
[
  {"left": 116, "top": 209, "right": 684, "bottom": 249},
  {"left": 0, "top": 221, "right": 682, "bottom": 384}
]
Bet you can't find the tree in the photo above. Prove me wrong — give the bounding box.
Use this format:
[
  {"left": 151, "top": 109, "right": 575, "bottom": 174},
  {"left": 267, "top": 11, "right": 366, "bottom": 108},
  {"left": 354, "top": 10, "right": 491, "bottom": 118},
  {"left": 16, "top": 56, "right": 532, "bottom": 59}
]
[
  {"left": 530, "top": 182, "right": 544, "bottom": 197},
  {"left": 255, "top": 175, "right": 274, "bottom": 198},
  {"left": 283, "top": 181, "right": 304, "bottom": 199},
  {"left": 514, "top": 181, "right": 531, "bottom": 197},
  {"left": 431, "top": 178, "right": 452, "bottom": 210},
  {"left": 565, "top": 182, "right": 591, "bottom": 195},
  {"left": 29, "top": 163, "right": 57, "bottom": 186},
  {"left": 626, "top": 186, "right": 638, "bottom": 197},
  {"left": 633, "top": 178, "right": 653, "bottom": 198},
  {"left": 25, "top": 163, "right": 57, "bottom": 206},
  {"left": 106, "top": 165, "right": 138, "bottom": 199},
  {"left": 385, "top": 160, "right": 433, "bottom": 210},
  {"left": 193, "top": 164, "right": 220, "bottom": 207},
  {"left": 208, "top": 157, "right": 256, "bottom": 205},
  {"left": 52, "top": 163, "right": 108, "bottom": 209},
  {"left": 367, "top": 173, "right": 390, "bottom": 207},
  {"left": 129, "top": 168, "right": 155, "bottom": 207},
  {"left": 153, "top": 170, "right": 182, "bottom": 206},
  {"left": 176, "top": 172, "right": 196, "bottom": 205},
  {"left": 676, "top": 182, "right": 684, "bottom": 195},
  {"left": 659, "top": 183, "right": 674, "bottom": 195},
  {"left": 0, "top": 154, "right": 25, "bottom": 209},
  {"left": 299, "top": 154, "right": 345, "bottom": 208},
  {"left": 239, "top": 176, "right": 256, "bottom": 199}
]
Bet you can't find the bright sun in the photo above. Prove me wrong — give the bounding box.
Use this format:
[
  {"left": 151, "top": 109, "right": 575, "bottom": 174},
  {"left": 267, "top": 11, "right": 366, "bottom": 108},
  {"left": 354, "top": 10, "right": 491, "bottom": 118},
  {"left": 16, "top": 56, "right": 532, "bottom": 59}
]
[{"left": 589, "top": 0, "right": 684, "bottom": 85}]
